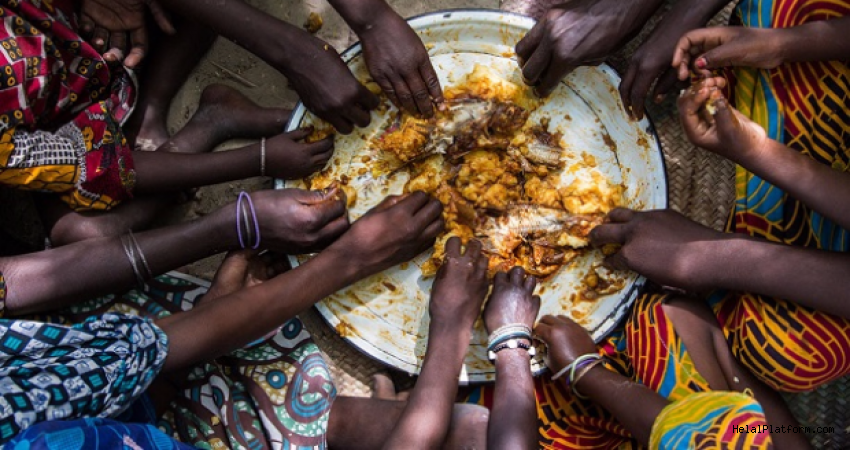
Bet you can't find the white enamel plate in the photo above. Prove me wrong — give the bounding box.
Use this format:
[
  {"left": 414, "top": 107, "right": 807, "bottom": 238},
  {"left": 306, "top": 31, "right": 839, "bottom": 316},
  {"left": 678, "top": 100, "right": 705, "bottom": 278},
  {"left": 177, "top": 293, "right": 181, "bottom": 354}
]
[{"left": 277, "top": 9, "right": 667, "bottom": 383}]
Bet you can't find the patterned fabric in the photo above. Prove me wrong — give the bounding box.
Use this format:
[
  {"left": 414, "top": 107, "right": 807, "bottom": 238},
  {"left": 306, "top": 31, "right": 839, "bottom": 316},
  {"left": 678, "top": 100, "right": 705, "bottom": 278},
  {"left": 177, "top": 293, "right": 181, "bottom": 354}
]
[
  {"left": 0, "top": 0, "right": 137, "bottom": 211},
  {"left": 713, "top": 0, "right": 850, "bottom": 392},
  {"left": 0, "top": 313, "right": 168, "bottom": 444},
  {"left": 6, "top": 417, "right": 196, "bottom": 449},
  {"left": 649, "top": 392, "right": 772, "bottom": 449},
  {"left": 469, "top": 293, "right": 721, "bottom": 449},
  {"left": 37, "top": 273, "right": 337, "bottom": 449}
]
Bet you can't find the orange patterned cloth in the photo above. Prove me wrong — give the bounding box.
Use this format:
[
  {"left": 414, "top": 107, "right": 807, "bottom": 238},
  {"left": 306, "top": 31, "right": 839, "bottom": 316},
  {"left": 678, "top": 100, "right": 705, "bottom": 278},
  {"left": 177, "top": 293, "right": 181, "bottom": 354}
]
[
  {"left": 0, "top": 0, "right": 136, "bottom": 211},
  {"left": 468, "top": 293, "right": 771, "bottom": 449},
  {"left": 712, "top": 0, "right": 850, "bottom": 392}
]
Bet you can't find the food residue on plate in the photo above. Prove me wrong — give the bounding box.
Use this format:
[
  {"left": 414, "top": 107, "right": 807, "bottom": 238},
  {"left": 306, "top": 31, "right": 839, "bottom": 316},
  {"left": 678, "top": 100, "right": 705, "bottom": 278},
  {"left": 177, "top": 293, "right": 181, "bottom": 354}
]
[{"left": 304, "top": 64, "right": 627, "bottom": 298}]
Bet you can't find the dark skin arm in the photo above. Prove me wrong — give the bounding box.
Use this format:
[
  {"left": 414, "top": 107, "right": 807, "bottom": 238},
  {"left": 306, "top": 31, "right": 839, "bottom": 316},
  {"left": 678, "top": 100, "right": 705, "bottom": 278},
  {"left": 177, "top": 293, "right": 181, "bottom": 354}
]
[
  {"left": 535, "top": 315, "right": 669, "bottom": 445},
  {"left": 483, "top": 267, "right": 540, "bottom": 450},
  {"left": 327, "top": 0, "right": 443, "bottom": 117},
  {"left": 158, "top": 191, "right": 444, "bottom": 372},
  {"left": 619, "top": 0, "right": 729, "bottom": 120},
  {"left": 680, "top": 79, "right": 850, "bottom": 231},
  {"left": 591, "top": 208, "right": 850, "bottom": 318},
  {"left": 517, "top": 0, "right": 665, "bottom": 97},
  {"left": 132, "top": 130, "right": 334, "bottom": 194},
  {"left": 673, "top": 17, "right": 850, "bottom": 77},
  {"left": 0, "top": 188, "right": 348, "bottom": 316},
  {"left": 382, "top": 237, "right": 489, "bottom": 450},
  {"left": 154, "top": 0, "right": 377, "bottom": 134}
]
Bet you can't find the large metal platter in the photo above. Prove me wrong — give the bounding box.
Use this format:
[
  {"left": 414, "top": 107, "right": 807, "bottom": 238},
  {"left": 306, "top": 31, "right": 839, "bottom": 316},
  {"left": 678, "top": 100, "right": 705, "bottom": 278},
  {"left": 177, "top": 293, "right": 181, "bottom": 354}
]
[{"left": 276, "top": 9, "right": 668, "bottom": 383}]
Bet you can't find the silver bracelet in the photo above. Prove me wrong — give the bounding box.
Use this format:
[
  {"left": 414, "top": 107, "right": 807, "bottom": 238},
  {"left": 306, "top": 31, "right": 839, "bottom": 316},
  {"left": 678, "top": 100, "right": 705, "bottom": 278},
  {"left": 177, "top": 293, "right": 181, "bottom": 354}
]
[
  {"left": 260, "top": 137, "right": 266, "bottom": 177},
  {"left": 127, "top": 230, "right": 152, "bottom": 280},
  {"left": 120, "top": 234, "right": 145, "bottom": 287}
]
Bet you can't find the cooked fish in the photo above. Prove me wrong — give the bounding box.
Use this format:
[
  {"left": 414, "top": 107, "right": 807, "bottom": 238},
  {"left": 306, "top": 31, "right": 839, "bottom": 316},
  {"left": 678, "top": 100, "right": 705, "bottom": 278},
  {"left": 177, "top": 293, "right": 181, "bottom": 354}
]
[{"left": 476, "top": 204, "right": 603, "bottom": 258}]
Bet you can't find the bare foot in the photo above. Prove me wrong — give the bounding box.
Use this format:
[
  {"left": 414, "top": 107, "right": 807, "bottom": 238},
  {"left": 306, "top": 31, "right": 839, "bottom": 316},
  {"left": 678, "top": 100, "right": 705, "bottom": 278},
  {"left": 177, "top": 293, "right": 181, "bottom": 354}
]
[{"left": 159, "top": 84, "right": 291, "bottom": 154}]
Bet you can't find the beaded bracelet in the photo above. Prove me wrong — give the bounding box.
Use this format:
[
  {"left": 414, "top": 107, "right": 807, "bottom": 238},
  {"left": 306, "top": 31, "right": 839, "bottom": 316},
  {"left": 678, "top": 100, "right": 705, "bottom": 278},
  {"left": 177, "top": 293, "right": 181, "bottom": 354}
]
[
  {"left": 488, "top": 338, "right": 536, "bottom": 361},
  {"left": 487, "top": 323, "right": 532, "bottom": 349}
]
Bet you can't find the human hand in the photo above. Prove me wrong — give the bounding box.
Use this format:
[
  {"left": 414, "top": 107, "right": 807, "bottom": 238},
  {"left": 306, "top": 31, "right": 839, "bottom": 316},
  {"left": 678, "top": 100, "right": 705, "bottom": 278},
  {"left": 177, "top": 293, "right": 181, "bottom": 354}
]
[
  {"left": 327, "top": 191, "right": 444, "bottom": 277},
  {"left": 429, "top": 237, "right": 490, "bottom": 328},
  {"left": 590, "top": 208, "right": 731, "bottom": 291},
  {"left": 80, "top": 0, "right": 175, "bottom": 68},
  {"left": 534, "top": 315, "right": 597, "bottom": 373},
  {"left": 283, "top": 37, "right": 379, "bottom": 134},
  {"left": 248, "top": 187, "right": 349, "bottom": 254},
  {"left": 205, "top": 250, "right": 288, "bottom": 300},
  {"left": 673, "top": 27, "right": 786, "bottom": 80},
  {"left": 484, "top": 267, "right": 541, "bottom": 333},
  {"left": 265, "top": 128, "right": 334, "bottom": 180},
  {"left": 619, "top": 20, "right": 690, "bottom": 121},
  {"left": 678, "top": 78, "right": 769, "bottom": 165},
  {"left": 517, "top": 0, "right": 634, "bottom": 97},
  {"left": 358, "top": 10, "right": 443, "bottom": 117}
]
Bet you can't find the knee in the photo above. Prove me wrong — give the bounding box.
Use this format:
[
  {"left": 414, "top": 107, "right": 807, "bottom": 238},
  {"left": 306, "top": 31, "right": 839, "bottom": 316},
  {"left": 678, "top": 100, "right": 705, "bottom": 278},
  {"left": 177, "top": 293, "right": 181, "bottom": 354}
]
[
  {"left": 447, "top": 404, "right": 489, "bottom": 449},
  {"left": 49, "top": 217, "right": 116, "bottom": 246}
]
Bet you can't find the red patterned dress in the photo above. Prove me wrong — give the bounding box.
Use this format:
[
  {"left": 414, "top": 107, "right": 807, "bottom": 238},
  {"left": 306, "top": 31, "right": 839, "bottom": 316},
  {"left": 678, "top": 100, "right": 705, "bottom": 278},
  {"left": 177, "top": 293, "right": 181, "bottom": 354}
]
[{"left": 0, "top": 0, "right": 136, "bottom": 211}]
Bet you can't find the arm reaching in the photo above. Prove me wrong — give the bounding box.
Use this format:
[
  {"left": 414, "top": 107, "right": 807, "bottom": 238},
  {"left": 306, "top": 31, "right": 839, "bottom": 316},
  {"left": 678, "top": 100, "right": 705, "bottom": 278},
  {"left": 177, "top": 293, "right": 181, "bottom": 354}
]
[
  {"left": 516, "top": 0, "right": 665, "bottom": 97},
  {"left": 328, "top": 0, "right": 443, "bottom": 117},
  {"left": 0, "top": 188, "right": 349, "bottom": 315},
  {"left": 535, "top": 315, "right": 669, "bottom": 445},
  {"left": 678, "top": 78, "right": 850, "bottom": 231},
  {"left": 382, "top": 237, "right": 490, "bottom": 449},
  {"left": 483, "top": 267, "right": 540, "bottom": 450},
  {"left": 673, "top": 17, "right": 850, "bottom": 78}
]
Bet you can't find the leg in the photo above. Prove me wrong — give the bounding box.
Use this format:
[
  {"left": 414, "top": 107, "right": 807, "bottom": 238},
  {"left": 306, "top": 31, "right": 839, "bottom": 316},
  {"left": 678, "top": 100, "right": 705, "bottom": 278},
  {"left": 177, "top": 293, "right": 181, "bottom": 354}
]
[
  {"left": 327, "top": 397, "right": 488, "bottom": 449},
  {"left": 38, "top": 85, "right": 290, "bottom": 245},
  {"left": 712, "top": 291, "right": 850, "bottom": 392},
  {"left": 125, "top": 18, "right": 216, "bottom": 150}
]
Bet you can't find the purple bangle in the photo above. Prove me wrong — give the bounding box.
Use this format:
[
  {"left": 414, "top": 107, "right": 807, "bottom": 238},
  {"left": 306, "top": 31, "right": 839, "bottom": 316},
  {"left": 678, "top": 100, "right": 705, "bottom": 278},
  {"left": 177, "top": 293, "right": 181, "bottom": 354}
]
[
  {"left": 236, "top": 192, "right": 247, "bottom": 249},
  {"left": 564, "top": 357, "right": 598, "bottom": 388},
  {"left": 243, "top": 192, "right": 261, "bottom": 249}
]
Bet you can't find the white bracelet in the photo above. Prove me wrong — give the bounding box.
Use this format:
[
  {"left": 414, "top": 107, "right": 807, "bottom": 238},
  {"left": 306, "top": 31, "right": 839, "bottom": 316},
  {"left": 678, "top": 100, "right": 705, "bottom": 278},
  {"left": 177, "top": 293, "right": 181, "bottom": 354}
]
[{"left": 260, "top": 137, "right": 267, "bottom": 177}]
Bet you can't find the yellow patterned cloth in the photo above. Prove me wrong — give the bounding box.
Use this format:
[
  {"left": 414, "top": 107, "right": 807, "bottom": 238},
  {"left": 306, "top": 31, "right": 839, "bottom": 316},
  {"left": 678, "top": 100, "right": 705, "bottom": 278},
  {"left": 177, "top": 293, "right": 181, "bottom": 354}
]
[
  {"left": 710, "top": 0, "right": 850, "bottom": 393},
  {"left": 649, "top": 392, "right": 772, "bottom": 449},
  {"left": 469, "top": 293, "right": 754, "bottom": 449}
]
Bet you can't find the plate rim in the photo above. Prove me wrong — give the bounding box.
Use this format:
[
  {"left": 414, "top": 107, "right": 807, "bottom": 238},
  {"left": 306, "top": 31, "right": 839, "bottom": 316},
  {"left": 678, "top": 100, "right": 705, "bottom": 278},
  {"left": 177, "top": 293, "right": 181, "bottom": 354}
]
[{"left": 276, "top": 8, "right": 670, "bottom": 380}]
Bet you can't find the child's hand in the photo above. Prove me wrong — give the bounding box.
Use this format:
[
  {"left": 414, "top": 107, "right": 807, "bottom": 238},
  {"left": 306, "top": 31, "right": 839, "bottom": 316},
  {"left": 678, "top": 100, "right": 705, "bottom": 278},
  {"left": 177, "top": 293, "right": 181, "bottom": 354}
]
[
  {"left": 429, "top": 237, "right": 490, "bottom": 330},
  {"left": 250, "top": 187, "right": 350, "bottom": 254},
  {"left": 484, "top": 267, "right": 541, "bottom": 334},
  {"left": 590, "top": 208, "right": 728, "bottom": 292},
  {"left": 678, "top": 78, "right": 770, "bottom": 166},
  {"left": 673, "top": 27, "right": 786, "bottom": 80},
  {"left": 265, "top": 128, "right": 335, "bottom": 180},
  {"left": 534, "top": 315, "right": 597, "bottom": 374},
  {"left": 327, "top": 192, "right": 444, "bottom": 277}
]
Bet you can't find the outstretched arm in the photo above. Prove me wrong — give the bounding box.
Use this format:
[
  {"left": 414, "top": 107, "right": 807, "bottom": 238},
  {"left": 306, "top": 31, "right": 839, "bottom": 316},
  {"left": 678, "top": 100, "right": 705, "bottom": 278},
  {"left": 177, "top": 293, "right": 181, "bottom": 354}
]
[
  {"left": 157, "top": 192, "right": 444, "bottom": 373},
  {"left": 154, "top": 0, "right": 378, "bottom": 133},
  {"left": 382, "top": 237, "right": 489, "bottom": 450},
  {"left": 328, "top": 0, "right": 443, "bottom": 117},
  {"left": 0, "top": 188, "right": 348, "bottom": 316},
  {"left": 535, "top": 315, "right": 669, "bottom": 445},
  {"left": 673, "top": 17, "right": 850, "bottom": 76},
  {"left": 483, "top": 267, "right": 540, "bottom": 450},
  {"left": 678, "top": 78, "right": 850, "bottom": 231}
]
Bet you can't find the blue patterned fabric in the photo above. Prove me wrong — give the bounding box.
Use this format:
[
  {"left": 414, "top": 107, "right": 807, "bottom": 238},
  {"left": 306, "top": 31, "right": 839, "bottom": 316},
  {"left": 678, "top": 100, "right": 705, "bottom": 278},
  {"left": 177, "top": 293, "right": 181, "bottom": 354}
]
[
  {"left": 5, "top": 417, "right": 194, "bottom": 449},
  {"left": 0, "top": 313, "right": 168, "bottom": 444}
]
